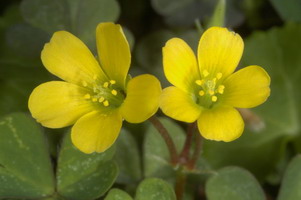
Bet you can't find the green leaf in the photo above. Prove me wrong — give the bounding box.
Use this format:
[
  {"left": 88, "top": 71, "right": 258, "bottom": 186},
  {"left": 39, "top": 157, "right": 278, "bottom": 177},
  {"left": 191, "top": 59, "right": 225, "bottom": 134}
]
[
  {"left": 151, "top": 0, "right": 194, "bottom": 16},
  {"left": 123, "top": 27, "right": 135, "bottom": 50},
  {"left": 278, "top": 155, "right": 301, "bottom": 200},
  {"left": 20, "top": 0, "right": 120, "bottom": 50},
  {"left": 205, "top": 167, "right": 265, "bottom": 200},
  {"left": 0, "top": 57, "right": 50, "bottom": 116},
  {"left": 135, "top": 178, "right": 176, "bottom": 200},
  {"left": 0, "top": 113, "right": 54, "bottom": 198},
  {"left": 164, "top": 1, "right": 215, "bottom": 28},
  {"left": 20, "top": 0, "right": 70, "bottom": 33},
  {"left": 207, "top": 0, "right": 226, "bottom": 27},
  {"left": 270, "top": 0, "right": 301, "bottom": 22},
  {"left": 115, "top": 129, "right": 142, "bottom": 184},
  {"left": 105, "top": 188, "right": 133, "bottom": 200},
  {"left": 151, "top": 0, "right": 243, "bottom": 28},
  {"left": 57, "top": 132, "right": 118, "bottom": 200},
  {"left": 5, "top": 23, "right": 50, "bottom": 58},
  {"left": 203, "top": 23, "right": 301, "bottom": 180},
  {"left": 143, "top": 117, "right": 185, "bottom": 179},
  {"left": 70, "top": 0, "right": 120, "bottom": 48}
]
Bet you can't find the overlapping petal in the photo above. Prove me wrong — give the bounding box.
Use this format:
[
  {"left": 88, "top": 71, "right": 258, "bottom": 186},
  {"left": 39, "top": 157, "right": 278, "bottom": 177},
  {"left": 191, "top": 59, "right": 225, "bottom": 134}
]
[
  {"left": 222, "top": 65, "right": 271, "bottom": 108},
  {"left": 71, "top": 110, "right": 122, "bottom": 154},
  {"left": 198, "top": 27, "right": 243, "bottom": 78},
  {"left": 28, "top": 81, "right": 95, "bottom": 128},
  {"left": 120, "top": 74, "right": 161, "bottom": 123},
  {"left": 163, "top": 38, "right": 200, "bottom": 93},
  {"left": 96, "top": 23, "right": 131, "bottom": 88},
  {"left": 197, "top": 106, "right": 244, "bottom": 142},
  {"left": 41, "top": 31, "right": 107, "bottom": 86},
  {"left": 160, "top": 87, "right": 202, "bottom": 123}
]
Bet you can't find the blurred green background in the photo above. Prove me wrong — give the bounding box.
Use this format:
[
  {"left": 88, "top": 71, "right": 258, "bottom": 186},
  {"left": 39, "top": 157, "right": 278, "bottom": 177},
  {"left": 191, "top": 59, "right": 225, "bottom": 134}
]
[{"left": 1, "top": 0, "right": 301, "bottom": 199}]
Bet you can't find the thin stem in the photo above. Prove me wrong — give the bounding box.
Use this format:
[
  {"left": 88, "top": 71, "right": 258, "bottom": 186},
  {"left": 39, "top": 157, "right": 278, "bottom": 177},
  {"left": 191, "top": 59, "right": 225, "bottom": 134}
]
[
  {"left": 194, "top": 18, "right": 204, "bottom": 35},
  {"left": 149, "top": 116, "right": 178, "bottom": 165},
  {"left": 175, "top": 168, "right": 187, "bottom": 200},
  {"left": 179, "top": 122, "right": 196, "bottom": 164},
  {"left": 187, "top": 133, "right": 202, "bottom": 170}
]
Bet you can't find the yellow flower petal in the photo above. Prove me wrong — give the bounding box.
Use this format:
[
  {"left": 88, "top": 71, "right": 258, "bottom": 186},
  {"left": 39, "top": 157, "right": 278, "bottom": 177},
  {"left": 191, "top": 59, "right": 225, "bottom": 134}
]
[
  {"left": 197, "top": 106, "right": 244, "bottom": 142},
  {"left": 222, "top": 65, "right": 271, "bottom": 108},
  {"left": 160, "top": 87, "right": 202, "bottom": 123},
  {"left": 41, "top": 31, "right": 107, "bottom": 86},
  {"left": 163, "top": 38, "right": 200, "bottom": 93},
  {"left": 28, "top": 81, "right": 94, "bottom": 128},
  {"left": 96, "top": 23, "right": 131, "bottom": 88},
  {"left": 198, "top": 27, "right": 243, "bottom": 78},
  {"left": 71, "top": 110, "right": 122, "bottom": 154},
  {"left": 120, "top": 74, "right": 161, "bottom": 123}
]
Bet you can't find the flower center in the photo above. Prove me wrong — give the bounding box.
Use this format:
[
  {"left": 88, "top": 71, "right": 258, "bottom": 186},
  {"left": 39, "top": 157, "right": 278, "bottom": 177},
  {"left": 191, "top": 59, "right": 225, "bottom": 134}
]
[
  {"left": 82, "top": 76, "right": 125, "bottom": 108},
  {"left": 194, "top": 70, "right": 225, "bottom": 108}
]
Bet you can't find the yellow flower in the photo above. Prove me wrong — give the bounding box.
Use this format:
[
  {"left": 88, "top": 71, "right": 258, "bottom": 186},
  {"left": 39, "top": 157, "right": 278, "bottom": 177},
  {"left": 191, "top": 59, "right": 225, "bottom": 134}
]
[
  {"left": 28, "top": 23, "right": 162, "bottom": 153},
  {"left": 160, "top": 27, "right": 270, "bottom": 142}
]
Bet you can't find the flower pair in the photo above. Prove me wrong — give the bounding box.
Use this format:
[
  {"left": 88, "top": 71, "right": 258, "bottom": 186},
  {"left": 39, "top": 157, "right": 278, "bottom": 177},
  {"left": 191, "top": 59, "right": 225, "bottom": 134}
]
[{"left": 29, "top": 23, "right": 270, "bottom": 154}]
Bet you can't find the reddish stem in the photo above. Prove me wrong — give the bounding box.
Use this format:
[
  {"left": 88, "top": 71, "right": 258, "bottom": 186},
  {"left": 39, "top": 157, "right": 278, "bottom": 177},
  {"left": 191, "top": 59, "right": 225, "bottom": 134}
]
[
  {"left": 179, "top": 122, "right": 196, "bottom": 164},
  {"left": 187, "top": 133, "right": 202, "bottom": 170},
  {"left": 149, "top": 116, "right": 178, "bottom": 165}
]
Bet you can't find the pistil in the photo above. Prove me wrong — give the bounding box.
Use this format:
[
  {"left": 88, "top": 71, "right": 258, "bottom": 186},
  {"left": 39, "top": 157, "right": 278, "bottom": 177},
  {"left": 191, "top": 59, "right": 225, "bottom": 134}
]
[
  {"left": 82, "top": 77, "right": 125, "bottom": 108},
  {"left": 194, "top": 71, "right": 225, "bottom": 108}
]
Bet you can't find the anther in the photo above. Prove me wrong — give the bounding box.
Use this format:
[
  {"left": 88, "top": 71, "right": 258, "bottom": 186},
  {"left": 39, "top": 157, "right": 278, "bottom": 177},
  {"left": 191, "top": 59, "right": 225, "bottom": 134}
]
[
  {"left": 93, "top": 75, "right": 97, "bottom": 80},
  {"left": 217, "top": 73, "right": 223, "bottom": 80},
  {"left": 111, "top": 89, "right": 118, "bottom": 96},
  {"left": 82, "top": 81, "right": 88, "bottom": 87},
  {"left": 99, "top": 97, "right": 105, "bottom": 103},
  {"left": 211, "top": 96, "right": 218, "bottom": 102},
  {"left": 92, "top": 97, "right": 97, "bottom": 102},
  {"left": 195, "top": 80, "right": 203, "bottom": 86},
  {"left": 103, "top": 100, "right": 109, "bottom": 107},
  {"left": 84, "top": 94, "right": 91, "bottom": 99},
  {"left": 199, "top": 90, "right": 205, "bottom": 96},
  {"left": 208, "top": 90, "right": 215, "bottom": 96},
  {"left": 203, "top": 70, "right": 209, "bottom": 77},
  {"left": 103, "top": 82, "right": 109, "bottom": 88},
  {"left": 110, "top": 80, "right": 116, "bottom": 84},
  {"left": 217, "top": 85, "right": 225, "bottom": 94}
]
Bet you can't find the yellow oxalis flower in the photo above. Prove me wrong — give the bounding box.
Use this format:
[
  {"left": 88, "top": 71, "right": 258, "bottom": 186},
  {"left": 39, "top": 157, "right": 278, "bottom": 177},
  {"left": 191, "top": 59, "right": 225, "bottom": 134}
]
[
  {"left": 160, "top": 27, "right": 270, "bottom": 142},
  {"left": 29, "top": 23, "right": 162, "bottom": 153}
]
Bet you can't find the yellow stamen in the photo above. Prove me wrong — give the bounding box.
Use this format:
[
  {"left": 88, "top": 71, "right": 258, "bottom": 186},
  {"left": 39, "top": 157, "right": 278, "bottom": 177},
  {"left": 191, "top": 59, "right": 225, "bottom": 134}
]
[
  {"left": 203, "top": 70, "right": 209, "bottom": 77},
  {"left": 195, "top": 80, "right": 203, "bottom": 86},
  {"left": 82, "top": 81, "right": 88, "bottom": 87},
  {"left": 92, "top": 97, "right": 97, "bottom": 102},
  {"left": 103, "top": 100, "right": 109, "bottom": 107},
  {"left": 84, "top": 94, "right": 91, "bottom": 99},
  {"left": 212, "top": 96, "right": 217, "bottom": 102},
  {"left": 111, "top": 89, "right": 117, "bottom": 96},
  {"left": 217, "top": 72, "right": 223, "bottom": 80},
  {"left": 218, "top": 85, "right": 225, "bottom": 94},
  {"left": 199, "top": 90, "right": 205, "bottom": 96},
  {"left": 103, "top": 82, "right": 109, "bottom": 88},
  {"left": 99, "top": 97, "right": 105, "bottom": 102},
  {"left": 208, "top": 90, "right": 215, "bottom": 96},
  {"left": 110, "top": 80, "right": 116, "bottom": 84},
  {"left": 93, "top": 75, "right": 97, "bottom": 80}
]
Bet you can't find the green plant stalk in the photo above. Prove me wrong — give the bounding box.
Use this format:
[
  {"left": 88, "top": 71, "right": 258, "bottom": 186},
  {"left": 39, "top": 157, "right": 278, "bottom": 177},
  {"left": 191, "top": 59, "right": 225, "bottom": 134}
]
[{"left": 175, "top": 167, "right": 187, "bottom": 200}]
